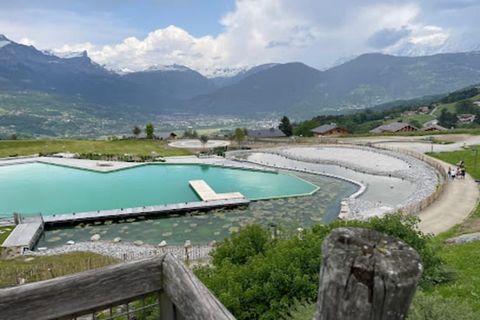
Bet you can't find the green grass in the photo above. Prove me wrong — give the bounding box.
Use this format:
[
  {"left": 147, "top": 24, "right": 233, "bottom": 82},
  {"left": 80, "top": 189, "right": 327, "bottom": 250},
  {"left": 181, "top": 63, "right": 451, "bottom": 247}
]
[
  {"left": 0, "top": 252, "right": 117, "bottom": 288},
  {"left": 0, "top": 226, "right": 13, "bottom": 245},
  {"left": 429, "top": 146, "right": 480, "bottom": 179},
  {"left": 393, "top": 113, "right": 436, "bottom": 125},
  {"left": 0, "top": 139, "right": 191, "bottom": 158},
  {"left": 433, "top": 102, "right": 457, "bottom": 117},
  {"left": 428, "top": 241, "right": 480, "bottom": 313}
]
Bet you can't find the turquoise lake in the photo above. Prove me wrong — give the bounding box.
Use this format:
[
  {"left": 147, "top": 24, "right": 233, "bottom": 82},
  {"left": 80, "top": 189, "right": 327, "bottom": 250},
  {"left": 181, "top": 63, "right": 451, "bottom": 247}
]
[{"left": 0, "top": 162, "right": 318, "bottom": 217}]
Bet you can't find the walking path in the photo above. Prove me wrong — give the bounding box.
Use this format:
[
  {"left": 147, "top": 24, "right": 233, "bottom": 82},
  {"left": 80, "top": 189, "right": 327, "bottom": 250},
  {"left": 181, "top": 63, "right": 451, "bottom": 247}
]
[{"left": 377, "top": 143, "right": 479, "bottom": 235}]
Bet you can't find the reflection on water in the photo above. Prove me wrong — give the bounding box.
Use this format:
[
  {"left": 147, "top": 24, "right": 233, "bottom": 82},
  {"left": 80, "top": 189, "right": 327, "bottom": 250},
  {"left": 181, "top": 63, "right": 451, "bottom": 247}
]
[{"left": 36, "top": 172, "right": 357, "bottom": 249}]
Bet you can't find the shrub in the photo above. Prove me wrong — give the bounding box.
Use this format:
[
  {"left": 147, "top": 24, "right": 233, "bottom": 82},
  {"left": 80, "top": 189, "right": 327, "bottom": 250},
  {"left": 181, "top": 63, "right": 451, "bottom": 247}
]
[
  {"left": 195, "top": 214, "right": 448, "bottom": 320},
  {"left": 408, "top": 291, "right": 478, "bottom": 320}
]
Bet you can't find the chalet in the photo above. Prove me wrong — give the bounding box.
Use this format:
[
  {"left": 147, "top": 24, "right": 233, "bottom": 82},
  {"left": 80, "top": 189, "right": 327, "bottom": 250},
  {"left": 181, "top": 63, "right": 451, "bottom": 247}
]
[
  {"left": 422, "top": 124, "right": 447, "bottom": 132},
  {"left": 247, "top": 128, "right": 286, "bottom": 139},
  {"left": 370, "top": 122, "right": 418, "bottom": 134},
  {"left": 311, "top": 123, "right": 349, "bottom": 136},
  {"left": 457, "top": 114, "right": 476, "bottom": 124},
  {"left": 418, "top": 106, "right": 430, "bottom": 114}
]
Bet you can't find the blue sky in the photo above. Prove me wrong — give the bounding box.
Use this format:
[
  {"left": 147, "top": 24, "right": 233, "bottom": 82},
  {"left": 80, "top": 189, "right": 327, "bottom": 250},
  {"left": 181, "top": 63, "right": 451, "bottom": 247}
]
[
  {"left": 0, "top": 0, "right": 235, "bottom": 42},
  {"left": 1, "top": 0, "right": 479, "bottom": 76}
]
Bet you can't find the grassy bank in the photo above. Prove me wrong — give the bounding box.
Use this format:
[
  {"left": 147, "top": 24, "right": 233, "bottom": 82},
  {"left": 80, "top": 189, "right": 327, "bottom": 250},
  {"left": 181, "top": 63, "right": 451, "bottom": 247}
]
[
  {"left": 0, "top": 252, "right": 117, "bottom": 288},
  {"left": 429, "top": 145, "right": 480, "bottom": 179},
  {"left": 0, "top": 139, "right": 191, "bottom": 158},
  {"left": 0, "top": 226, "right": 13, "bottom": 245}
]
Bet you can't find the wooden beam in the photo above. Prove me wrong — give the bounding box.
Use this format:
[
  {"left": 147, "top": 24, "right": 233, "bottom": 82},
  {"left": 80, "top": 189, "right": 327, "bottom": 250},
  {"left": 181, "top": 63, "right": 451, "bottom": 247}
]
[
  {"left": 0, "top": 257, "right": 165, "bottom": 320},
  {"left": 162, "top": 253, "right": 235, "bottom": 320}
]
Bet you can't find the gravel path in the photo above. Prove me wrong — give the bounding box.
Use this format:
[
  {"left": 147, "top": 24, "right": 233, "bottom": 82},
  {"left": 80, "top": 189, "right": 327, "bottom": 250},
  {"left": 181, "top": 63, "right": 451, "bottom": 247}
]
[{"left": 29, "top": 241, "right": 213, "bottom": 261}]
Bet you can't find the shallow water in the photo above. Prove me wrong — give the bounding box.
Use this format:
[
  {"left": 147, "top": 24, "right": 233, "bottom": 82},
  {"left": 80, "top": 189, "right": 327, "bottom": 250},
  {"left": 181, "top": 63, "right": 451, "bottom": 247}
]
[
  {"left": 36, "top": 172, "right": 357, "bottom": 248},
  {"left": 246, "top": 153, "right": 415, "bottom": 206}
]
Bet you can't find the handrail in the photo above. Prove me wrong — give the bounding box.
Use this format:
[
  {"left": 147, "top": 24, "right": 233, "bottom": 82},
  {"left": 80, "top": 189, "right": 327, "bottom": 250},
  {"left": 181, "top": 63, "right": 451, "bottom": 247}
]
[{"left": 0, "top": 253, "right": 235, "bottom": 320}]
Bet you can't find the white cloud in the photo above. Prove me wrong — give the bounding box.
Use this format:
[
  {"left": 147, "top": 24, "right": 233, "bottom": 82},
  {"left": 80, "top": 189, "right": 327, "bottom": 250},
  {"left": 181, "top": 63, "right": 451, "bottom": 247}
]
[
  {"left": 408, "top": 25, "right": 449, "bottom": 46},
  {"left": 3, "top": 0, "right": 477, "bottom": 75},
  {"left": 18, "top": 37, "right": 36, "bottom": 46}
]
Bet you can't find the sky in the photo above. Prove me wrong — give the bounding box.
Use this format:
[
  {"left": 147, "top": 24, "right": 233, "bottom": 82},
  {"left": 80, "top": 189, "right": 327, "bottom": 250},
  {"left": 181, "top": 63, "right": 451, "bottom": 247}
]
[{"left": 1, "top": 0, "right": 479, "bottom": 76}]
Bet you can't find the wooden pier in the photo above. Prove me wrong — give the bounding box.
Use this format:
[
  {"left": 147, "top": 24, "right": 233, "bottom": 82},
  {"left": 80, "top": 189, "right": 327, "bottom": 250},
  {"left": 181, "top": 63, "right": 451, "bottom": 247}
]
[
  {"left": 189, "top": 180, "right": 245, "bottom": 202},
  {"left": 2, "top": 219, "right": 44, "bottom": 250},
  {"left": 42, "top": 198, "right": 250, "bottom": 225}
]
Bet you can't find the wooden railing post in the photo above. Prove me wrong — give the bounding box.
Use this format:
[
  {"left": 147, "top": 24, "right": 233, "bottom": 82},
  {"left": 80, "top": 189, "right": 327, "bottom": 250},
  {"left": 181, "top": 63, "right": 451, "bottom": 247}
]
[
  {"left": 315, "top": 228, "right": 422, "bottom": 320},
  {"left": 159, "top": 291, "right": 175, "bottom": 320}
]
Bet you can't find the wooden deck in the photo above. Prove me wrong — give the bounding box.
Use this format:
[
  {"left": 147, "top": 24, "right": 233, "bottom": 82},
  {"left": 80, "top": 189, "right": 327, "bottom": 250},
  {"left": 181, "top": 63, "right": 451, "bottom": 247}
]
[
  {"left": 189, "top": 180, "right": 245, "bottom": 202},
  {"left": 43, "top": 198, "right": 250, "bottom": 224},
  {"left": 2, "top": 221, "right": 44, "bottom": 249}
]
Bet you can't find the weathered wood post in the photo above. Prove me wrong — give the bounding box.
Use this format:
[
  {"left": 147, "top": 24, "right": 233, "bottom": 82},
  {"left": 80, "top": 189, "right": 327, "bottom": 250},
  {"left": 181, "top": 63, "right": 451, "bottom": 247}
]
[{"left": 315, "top": 228, "right": 422, "bottom": 320}]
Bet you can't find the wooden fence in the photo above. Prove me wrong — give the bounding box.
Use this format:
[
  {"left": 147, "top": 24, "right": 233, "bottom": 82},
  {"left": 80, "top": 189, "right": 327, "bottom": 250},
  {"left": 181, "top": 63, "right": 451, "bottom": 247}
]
[
  {"left": 0, "top": 253, "right": 235, "bottom": 320},
  {"left": 372, "top": 145, "right": 448, "bottom": 216},
  {"left": 0, "top": 228, "right": 422, "bottom": 320}
]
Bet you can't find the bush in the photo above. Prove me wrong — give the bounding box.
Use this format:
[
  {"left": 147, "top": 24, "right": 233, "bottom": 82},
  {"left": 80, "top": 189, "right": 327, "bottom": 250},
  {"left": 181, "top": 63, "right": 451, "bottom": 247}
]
[
  {"left": 284, "top": 291, "right": 479, "bottom": 320},
  {"left": 408, "top": 291, "right": 478, "bottom": 320},
  {"left": 195, "top": 214, "right": 448, "bottom": 320}
]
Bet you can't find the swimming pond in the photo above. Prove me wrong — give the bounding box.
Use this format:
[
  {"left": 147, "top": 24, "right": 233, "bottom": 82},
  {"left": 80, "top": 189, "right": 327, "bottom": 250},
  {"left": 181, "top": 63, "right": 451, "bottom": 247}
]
[
  {"left": 0, "top": 162, "right": 318, "bottom": 217},
  {"left": 36, "top": 171, "right": 358, "bottom": 248}
]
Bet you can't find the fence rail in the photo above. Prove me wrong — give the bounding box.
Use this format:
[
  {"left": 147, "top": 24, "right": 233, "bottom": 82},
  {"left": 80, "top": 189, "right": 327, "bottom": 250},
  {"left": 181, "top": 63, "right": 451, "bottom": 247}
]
[
  {"left": 0, "top": 253, "right": 235, "bottom": 320},
  {"left": 372, "top": 144, "right": 448, "bottom": 216}
]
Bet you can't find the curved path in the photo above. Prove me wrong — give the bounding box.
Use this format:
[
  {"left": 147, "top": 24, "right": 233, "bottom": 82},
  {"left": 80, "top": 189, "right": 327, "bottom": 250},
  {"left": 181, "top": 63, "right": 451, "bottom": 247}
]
[{"left": 376, "top": 143, "right": 479, "bottom": 235}]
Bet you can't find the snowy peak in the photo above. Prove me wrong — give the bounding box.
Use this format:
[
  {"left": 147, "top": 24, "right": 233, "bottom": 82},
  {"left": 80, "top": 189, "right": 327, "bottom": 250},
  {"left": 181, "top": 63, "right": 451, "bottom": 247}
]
[
  {"left": 53, "top": 50, "right": 88, "bottom": 59},
  {"left": 0, "top": 34, "right": 11, "bottom": 49},
  {"left": 203, "top": 66, "right": 249, "bottom": 78},
  {"left": 146, "top": 64, "right": 192, "bottom": 72}
]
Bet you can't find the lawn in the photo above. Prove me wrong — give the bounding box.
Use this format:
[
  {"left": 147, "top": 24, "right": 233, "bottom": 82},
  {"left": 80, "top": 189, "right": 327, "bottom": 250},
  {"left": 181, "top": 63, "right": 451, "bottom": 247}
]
[
  {"left": 429, "top": 240, "right": 480, "bottom": 313},
  {"left": 0, "top": 251, "right": 117, "bottom": 288},
  {"left": 0, "top": 139, "right": 191, "bottom": 158},
  {"left": 394, "top": 113, "right": 436, "bottom": 126},
  {"left": 0, "top": 226, "right": 13, "bottom": 245},
  {"left": 429, "top": 146, "right": 480, "bottom": 179}
]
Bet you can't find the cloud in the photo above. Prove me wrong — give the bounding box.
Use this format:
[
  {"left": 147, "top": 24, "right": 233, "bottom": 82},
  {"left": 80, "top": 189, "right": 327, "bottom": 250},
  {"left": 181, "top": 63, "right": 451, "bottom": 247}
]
[
  {"left": 367, "top": 27, "right": 412, "bottom": 49},
  {"left": 408, "top": 26, "right": 449, "bottom": 46},
  {"left": 2, "top": 0, "right": 479, "bottom": 75}
]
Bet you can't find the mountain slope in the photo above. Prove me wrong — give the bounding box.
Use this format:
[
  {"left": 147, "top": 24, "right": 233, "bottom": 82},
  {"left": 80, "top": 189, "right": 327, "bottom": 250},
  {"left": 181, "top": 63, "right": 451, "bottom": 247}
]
[
  {"left": 316, "top": 52, "right": 480, "bottom": 104},
  {"left": 187, "top": 62, "right": 323, "bottom": 115},
  {"left": 3, "top": 33, "right": 480, "bottom": 121}
]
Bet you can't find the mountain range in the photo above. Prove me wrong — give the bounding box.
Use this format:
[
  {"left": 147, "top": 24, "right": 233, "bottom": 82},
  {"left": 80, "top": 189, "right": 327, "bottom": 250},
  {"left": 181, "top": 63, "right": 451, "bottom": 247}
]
[{"left": 2, "top": 33, "right": 480, "bottom": 125}]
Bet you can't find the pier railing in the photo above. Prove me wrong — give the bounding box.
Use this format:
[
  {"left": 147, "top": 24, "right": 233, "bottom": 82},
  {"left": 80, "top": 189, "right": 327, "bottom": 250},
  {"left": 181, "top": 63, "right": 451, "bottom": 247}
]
[{"left": 0, "top": 253, "right": 235, "bottom": 320}]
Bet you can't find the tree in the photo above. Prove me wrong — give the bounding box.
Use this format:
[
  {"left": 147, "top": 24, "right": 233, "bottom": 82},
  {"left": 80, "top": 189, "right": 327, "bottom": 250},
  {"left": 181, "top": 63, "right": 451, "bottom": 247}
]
[
  {"left": 279, "top": 116, "right": 293, "bottom": 136},
  {"left": 438, "top": 109, "right": 458, "bottom": 129},
  {"left": 183, "top": 129, "right": 198, "bottom": 138},
  {"left": 455, "top": 100, "right": 476, "bottom": 114},
  {"left": 132, "top": 126, "right": 141, "bottom": 138},
  {"left": 199, "top": 135, "right": 209, "bottom": 149},
  {"left": 233, "top": 128, "right": 246, "bottom": 145},
  {"left": 145, "top": 123, "right": 155, "bottom": 139}
]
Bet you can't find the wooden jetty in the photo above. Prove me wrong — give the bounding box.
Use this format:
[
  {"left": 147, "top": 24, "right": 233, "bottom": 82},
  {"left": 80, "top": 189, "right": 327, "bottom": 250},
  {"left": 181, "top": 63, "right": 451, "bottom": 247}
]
[
  {"left": 189, "top": 180, "right": 245, "bottom": 202},
  {"left": 43, "top": 198, "right": 250, "bottom": 225},
  {"left": 1, "top": 218, "right": 44, "bottom": 250}
]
